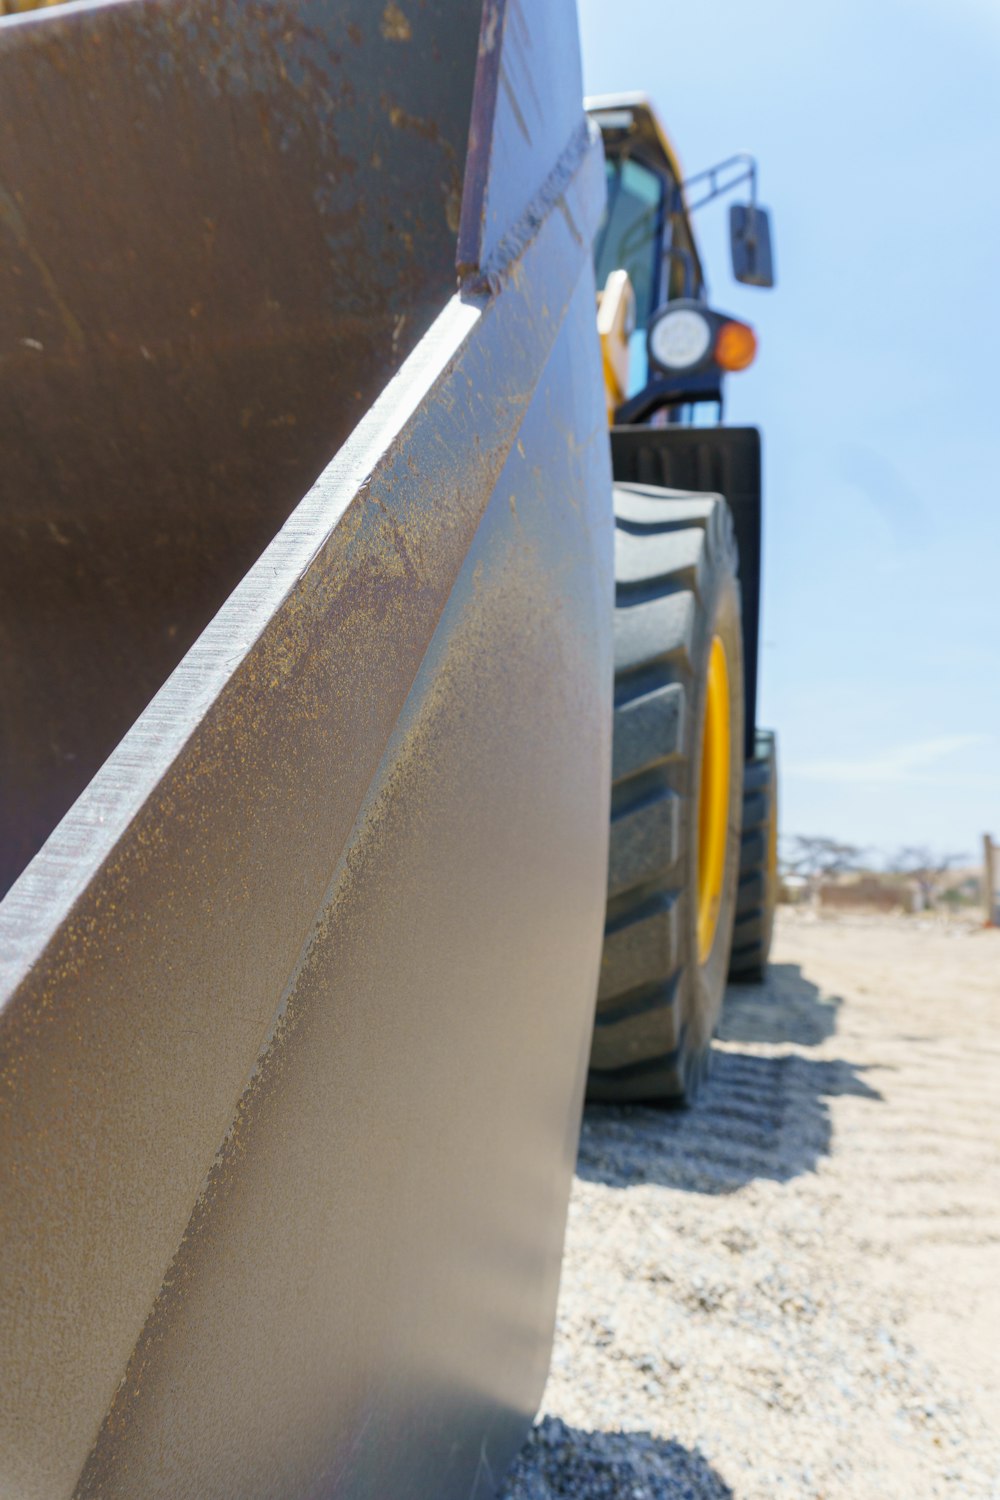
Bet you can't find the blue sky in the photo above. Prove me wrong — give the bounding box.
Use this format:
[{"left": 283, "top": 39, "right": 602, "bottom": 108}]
[{"left": 579, "top": 0, "right": 1000, "bottom": 863}]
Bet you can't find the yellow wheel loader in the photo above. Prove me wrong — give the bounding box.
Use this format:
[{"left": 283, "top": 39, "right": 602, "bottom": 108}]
[
  {"left": 587, "top": 95, "right": 780, "bottom": 1101},
  {"left": 0, "top": 3, "right": 776, "bottom": 1496}
]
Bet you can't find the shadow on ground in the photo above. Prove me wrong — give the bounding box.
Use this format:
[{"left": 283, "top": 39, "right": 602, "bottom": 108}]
[
  {"left": 578, "top": 966, "right": 881, "bottom": 1194},
  {"left": 719, "top": 963, "right": 842, "bottom": 1047},
  {"left": 500, "top": 1416, "right": 732, "bottom": 1500}
]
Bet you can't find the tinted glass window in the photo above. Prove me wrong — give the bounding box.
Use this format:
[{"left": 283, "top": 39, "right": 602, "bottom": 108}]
[{"left": 594, "top": 158, "right": 664, "bottom": 330}]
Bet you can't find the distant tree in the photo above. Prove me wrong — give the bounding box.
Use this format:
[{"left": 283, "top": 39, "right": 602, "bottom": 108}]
[
  {"left": 887, "top": 847, "right": 968, "bottom": 909},
  {"left": 782, "top": 835, "right": 867, "bottom": 902}
]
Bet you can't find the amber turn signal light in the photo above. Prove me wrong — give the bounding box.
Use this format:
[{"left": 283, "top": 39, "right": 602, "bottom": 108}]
[{"left": 714, "top": 320, "right": 757, "bottom": 372}]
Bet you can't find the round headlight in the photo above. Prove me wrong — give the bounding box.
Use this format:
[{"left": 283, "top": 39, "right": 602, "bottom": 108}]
[{"left": 648, "top": 308, "right": 712, "bottom": 371}]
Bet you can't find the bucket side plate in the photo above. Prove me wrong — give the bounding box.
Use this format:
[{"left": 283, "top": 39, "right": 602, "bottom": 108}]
[{"left": 0, "top": 2, "right": 613, "bottom": 1496}]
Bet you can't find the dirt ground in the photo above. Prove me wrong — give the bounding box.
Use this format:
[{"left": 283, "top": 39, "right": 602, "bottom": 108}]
[{"left": 502, "top": 909, "right": 1000, "bottom": 1499}]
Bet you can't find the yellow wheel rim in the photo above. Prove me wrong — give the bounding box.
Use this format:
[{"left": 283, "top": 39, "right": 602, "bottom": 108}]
[{"left": 696, "top": 635, "right": 731, "bottom": 963}]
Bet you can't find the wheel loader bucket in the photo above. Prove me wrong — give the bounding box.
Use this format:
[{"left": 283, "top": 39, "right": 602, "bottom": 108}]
[{"left": 0, "top": 3, "right": 614, "bottom": 1496}]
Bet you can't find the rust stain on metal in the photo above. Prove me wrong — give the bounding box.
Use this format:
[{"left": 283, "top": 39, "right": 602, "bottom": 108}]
[
  {"left": 0, "top": 0, "right": 64, "bottom": 12},
  {"left": 379, "top": 1, "right": 411, "bottom": 42},
  {"left": 0, "top": 185, "right": 84, "bottom": 350}
]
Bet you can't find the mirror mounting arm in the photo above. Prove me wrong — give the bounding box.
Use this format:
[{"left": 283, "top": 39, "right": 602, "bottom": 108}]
[
  {"left": 669, "top": 153, "right": 775, "bottom": 290},
  {"left": 665, "top": 153, "right": 775, "bottom": 290},
  {"left": 676, "top": 153, "right": 759, "bottom": 215}
]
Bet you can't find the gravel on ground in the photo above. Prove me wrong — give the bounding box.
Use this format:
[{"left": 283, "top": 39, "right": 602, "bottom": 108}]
[{"left": 501, "top": 909, "right": 1000, "bottom": 1499}]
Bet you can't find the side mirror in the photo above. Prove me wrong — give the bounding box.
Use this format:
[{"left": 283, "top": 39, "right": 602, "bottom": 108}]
[{"left": 730, "top": 204, "right": 775, "bottom": 288}]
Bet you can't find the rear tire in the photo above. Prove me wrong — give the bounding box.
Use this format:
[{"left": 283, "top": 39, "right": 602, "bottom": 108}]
[
  {"left": 728, "top": 729, "right": 779, "bottom": 983},
  {"left": 587, "top": 484, "right": 744, "bottom": 1104}
]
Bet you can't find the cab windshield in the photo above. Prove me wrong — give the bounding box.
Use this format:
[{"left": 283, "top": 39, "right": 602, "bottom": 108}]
[{"left": 594, "top": 157, "right": 664, "bottom": 331}]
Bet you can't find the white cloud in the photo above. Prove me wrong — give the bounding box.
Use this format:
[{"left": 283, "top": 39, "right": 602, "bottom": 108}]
[{"left": 788, "top": 734, "right": 987, "bottom": 786}]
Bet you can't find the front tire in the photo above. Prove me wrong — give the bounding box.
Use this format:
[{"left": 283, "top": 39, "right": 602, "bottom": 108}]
[{"left": 587, "top": 484, "right": 744, "bottom": 1104}]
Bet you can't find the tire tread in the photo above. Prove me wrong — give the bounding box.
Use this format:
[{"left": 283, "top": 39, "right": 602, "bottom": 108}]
[{"left": 589, "top": 484, "right": 740, "bottom": 1103}]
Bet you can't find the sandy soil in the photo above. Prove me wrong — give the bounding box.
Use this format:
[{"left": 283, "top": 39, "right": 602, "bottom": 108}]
[{"left": 502, "top": 909, "right": 1000, "bottom": 1498}]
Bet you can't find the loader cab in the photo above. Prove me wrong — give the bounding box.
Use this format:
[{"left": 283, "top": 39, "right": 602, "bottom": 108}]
[
  {"left": 590, "top": 95, "right": 706, "bottom": 404},
  {"left": 588, "top": 93, "right": 773, "bottom": 426}
]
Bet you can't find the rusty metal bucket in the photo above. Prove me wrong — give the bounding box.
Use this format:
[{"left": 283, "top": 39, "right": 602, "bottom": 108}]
[{"left": 0, "top": 2, "right": 613, "bottom": 1497}]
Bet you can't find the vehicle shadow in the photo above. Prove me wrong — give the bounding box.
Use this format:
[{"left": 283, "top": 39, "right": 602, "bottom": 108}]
[
  {"left": 577, "top": 967, "right": 881, "bottom": 1195},
  {"left": 718, "top": 962, "right": 842, "bottom": 1047},
  {"left": 500, "top": 1416, "right": 732, "bottom": 1499}
]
